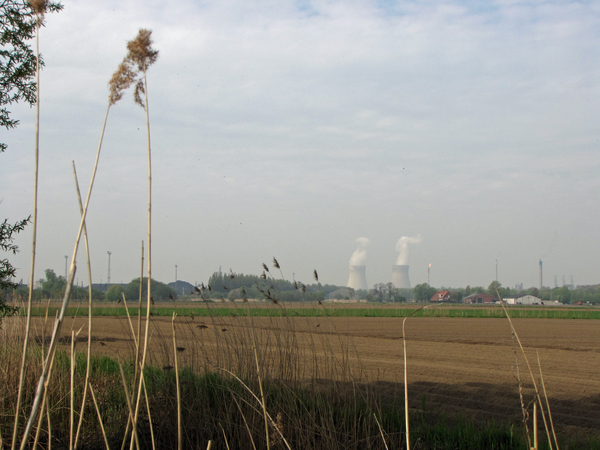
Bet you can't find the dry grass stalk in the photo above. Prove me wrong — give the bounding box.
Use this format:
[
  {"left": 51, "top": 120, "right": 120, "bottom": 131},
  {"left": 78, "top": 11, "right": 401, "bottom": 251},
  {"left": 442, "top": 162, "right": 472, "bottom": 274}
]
[
  {"left": 119, "top": 296, "right": 156, "bottom": 450},
  {"left": 11, "top": 7, "right": 43, "bottom": 448},
  {"left": 119, "top": 294, "right": 139, "bottom": 450},
  {"left": 72, "top": 162, "right": 95, "bottom": 448},
  {"left": 135, "top": 242, "right": 144, "bottom": 384},
  {"left": 219, "top": 424, "right": 231, "bottom": 450},
  {"left": 373, "top": 413, "right": 390, "bottom": 450},
  {"left": 20, "top": 266, "right": 77, "bottom": 450},
  {"left": 119, "top": 362, "right": 140, "bottom": 450},
  {"left": 216, "top": 366, "right": 292, "bottom": 450},
  {"left": 140, "top": 373, "right": 156, "bottom": 450},
  {"left": 252, "top": 331, "right": 270, "bottom": 450},
  {"left": 32, "top": 347, "right": 48, "bottom": 449},
  {"left": 500, "top": 302, "right": 555, "bottom": 448},
  {"left": 70, "top": 329, "right": 75, "bottom": 450},
  {"left": 32, "top": 336, "right": 59, "bottom": 449},
  {"left": 127, "top": 29, "right": 158, "bottom": 442},
  {"left": 513, "top": 334, "right": 531, "bottom": 447},
  {"left": 537, "top": 351, "right": 559, "bottom": 450},
  {"left": 172, "top": 313, "right": 182, "bottom": 450},
  {"left": 89, "top": 383, "right": 111, "bottom": 450},
  {"left": 402, "top": 304, "right": 427, "bottom": 450},
  {"left": 533, "top": 402, "right": 538, "bottom": 450},
  {"left": 231, "top": 395, "right": 257, "bottom": 450}
]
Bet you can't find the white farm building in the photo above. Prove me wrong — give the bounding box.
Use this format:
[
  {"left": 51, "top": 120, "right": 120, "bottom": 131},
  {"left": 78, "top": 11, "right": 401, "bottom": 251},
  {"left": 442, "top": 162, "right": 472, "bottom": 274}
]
[{"left": 506, "top": 295, "right": 543, "bottom": 305}]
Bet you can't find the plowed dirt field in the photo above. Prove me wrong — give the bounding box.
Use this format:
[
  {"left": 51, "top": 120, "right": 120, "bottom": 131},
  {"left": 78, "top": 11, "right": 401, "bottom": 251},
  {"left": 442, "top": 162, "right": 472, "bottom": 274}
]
[{"left": 28, "top": 313, "right": 600, "bottom": 439}]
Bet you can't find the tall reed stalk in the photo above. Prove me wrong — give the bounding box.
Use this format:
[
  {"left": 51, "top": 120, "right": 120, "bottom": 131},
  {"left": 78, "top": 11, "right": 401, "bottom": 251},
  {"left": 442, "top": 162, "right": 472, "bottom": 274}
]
[
  {"left": 402, "top": 304, "right": 427, "bottom": 450},
  {"left": 172, "top": 314, "right": 182, "bottom": 450},
  {"left": 72, "top": 162, "right": 96, "bottom": 448},
  {"left": 11, "top": 3, "right": 44, "bottom": 446},
  {"left": 118, "top": 30, "right": 158, "bottom": 444}
]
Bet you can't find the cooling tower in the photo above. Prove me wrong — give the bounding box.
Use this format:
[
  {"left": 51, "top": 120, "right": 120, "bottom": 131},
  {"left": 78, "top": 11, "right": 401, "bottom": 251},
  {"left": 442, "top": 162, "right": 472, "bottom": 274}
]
[
  {"left": 392, "top": 265, "right": 411, "bottom": 289},
  {"left": 347, "top": 265, "right": 368, "bottom": 290}
]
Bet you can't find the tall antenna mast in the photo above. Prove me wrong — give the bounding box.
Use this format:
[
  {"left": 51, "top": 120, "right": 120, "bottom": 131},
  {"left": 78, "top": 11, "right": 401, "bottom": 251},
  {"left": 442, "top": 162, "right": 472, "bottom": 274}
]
[{"left": 107, "top": 251, "right": 112, "bottom": 284}]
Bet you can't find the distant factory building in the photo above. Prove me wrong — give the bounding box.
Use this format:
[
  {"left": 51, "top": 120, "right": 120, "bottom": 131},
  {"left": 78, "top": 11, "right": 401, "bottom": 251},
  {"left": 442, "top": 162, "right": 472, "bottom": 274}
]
[
  {"left": 463, "top": 293, "right": 497, "bottom": 304},
  {"left": 430, "top": 290, "right": 451, "bottom": 302}
]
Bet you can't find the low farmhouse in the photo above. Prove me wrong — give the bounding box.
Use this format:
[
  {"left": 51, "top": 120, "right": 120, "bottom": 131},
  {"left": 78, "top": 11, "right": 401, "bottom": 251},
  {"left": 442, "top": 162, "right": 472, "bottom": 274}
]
[
  {"left": 430, "top": 290, "right": 451, "bottom": 302},
  {"left": 463, "top": 293, "right": 497, "bottom": 304}
]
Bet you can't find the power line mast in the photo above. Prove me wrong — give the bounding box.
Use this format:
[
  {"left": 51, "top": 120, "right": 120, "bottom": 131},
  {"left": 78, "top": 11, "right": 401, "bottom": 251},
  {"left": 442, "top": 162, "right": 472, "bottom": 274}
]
[{"left": 107, "top": 251, "right": 112, "bottom": 284}]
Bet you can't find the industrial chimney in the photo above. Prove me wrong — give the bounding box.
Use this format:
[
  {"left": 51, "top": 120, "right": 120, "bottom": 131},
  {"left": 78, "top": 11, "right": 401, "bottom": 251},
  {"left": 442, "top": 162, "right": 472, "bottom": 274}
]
[
  {"left": 539, "top": 260, "right": 543, "bottom": 289},
  {"left": 347, "top": 265, "right": 368, "bottom": 290},
  {"left": 392, "top": 265, "right": 411, "bottom": 289}
]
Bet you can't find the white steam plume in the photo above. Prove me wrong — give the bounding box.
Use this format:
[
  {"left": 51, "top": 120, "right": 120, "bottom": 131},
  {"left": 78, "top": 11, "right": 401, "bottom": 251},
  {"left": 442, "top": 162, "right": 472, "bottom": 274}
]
[
  {"left": 349, "top": 237, "right": 370, "bottom": 267},
  {"left": 395, "top": 234, "right": 422, "bottom": 265}
]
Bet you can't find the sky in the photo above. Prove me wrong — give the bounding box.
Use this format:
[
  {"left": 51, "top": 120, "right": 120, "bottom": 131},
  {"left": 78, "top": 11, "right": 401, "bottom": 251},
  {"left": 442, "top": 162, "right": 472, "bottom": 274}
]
[{"left": 1, "top": 0, "right": 599, "bottom": 291}]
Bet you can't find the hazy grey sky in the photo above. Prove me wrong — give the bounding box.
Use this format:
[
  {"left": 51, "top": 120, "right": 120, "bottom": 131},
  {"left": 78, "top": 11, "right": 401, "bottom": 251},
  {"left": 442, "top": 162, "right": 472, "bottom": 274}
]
[{"left": 1, "top": 0, "right": 599, "bottom": 290}]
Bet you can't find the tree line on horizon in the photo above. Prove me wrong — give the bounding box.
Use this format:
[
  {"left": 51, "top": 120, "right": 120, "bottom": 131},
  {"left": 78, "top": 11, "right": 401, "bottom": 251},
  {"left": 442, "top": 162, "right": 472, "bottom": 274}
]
[{"left": 3, "top": 269, "right": 600, "bottom": 306}]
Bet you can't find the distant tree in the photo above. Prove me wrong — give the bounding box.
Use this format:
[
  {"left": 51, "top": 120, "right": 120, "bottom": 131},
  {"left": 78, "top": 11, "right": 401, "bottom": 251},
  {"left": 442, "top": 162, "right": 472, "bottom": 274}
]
[
  {"left": 552, "top": 286, "right": 571, "bottom": 304},
  {"left": 448, "top": 290, "right": 463, "bottom": 303},
  {"left": 414, "top": 283, "right": 436, "bottom": 302},
  {"left": 106, "top": 284, "right": 124, "bottom": 302},
  {"left": 123, "top": 277, "right": 176, "bottom": 302},
  {"left": 42, "top": 269, "right": 66, "bottom": 297},
  {"left": 464, "top": 285, "right": 471, "bottom": 296},
  {"left": 487, "top": 281, "right": 501, "bottom": 296}
]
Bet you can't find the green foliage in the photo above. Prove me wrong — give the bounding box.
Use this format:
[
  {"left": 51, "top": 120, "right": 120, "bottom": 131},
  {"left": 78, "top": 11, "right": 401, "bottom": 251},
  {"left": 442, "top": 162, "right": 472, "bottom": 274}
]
[
  {"left": 552, "top": 286, "right": 572, "bottom": 304},
  {"left": 367, "top": 283, "right": 409, "bottom": 302},
  {"left": 123, "top": 277, "right": 176, "bottom": 301},
  {"left": 414, "top": 283, "right": 437, "bottom": 302},
  {"left": 487, "top": 281, "right": 514, "bottom": 299},
  {"left": 37, "top": 269, "right": 103, "bottom": 300},
  {"left": 0, "top": 0, "right": 63, "bottom": 152},
  {"left": 206, "top": 269, "right": 333, "bottom": 302},
  {"left": 105, "top": 284, "right": 124, "bottom": 301},
  {"left": 570, "top": 285, "right": 600, "bottom": 304},
  {"left": 0, "top": 216, "right": 29, "bottom": 290},
  {"left": 0, "top": 216, "right": 30, "bottom": 325},
  {"left": 41, "top": 268, "right": 66, "bottom": 295}
]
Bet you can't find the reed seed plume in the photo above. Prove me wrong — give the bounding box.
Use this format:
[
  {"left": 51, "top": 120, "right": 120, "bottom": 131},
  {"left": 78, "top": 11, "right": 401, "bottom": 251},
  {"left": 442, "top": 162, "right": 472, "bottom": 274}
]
[
  {"left": 124, "top": 29, "right": 159, "bottom": 109},
  {"left": 126, "top": 29, "right": 159, "bottom": 72},
  {"left": 108, "top": 62, "right": 136, "bottom": 105},
  {"left": 30, "top": 0, "right": 46, "bottom": 14}
]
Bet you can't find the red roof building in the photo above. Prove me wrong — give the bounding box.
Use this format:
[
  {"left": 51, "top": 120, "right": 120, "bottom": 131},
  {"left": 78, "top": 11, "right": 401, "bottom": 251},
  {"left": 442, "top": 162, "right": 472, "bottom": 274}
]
[
  {"left": 431, "top": 290, "right": 451, "bottom": 302},
  {"left": 463, "top": 293, "right": 497, "bottom": 304}
]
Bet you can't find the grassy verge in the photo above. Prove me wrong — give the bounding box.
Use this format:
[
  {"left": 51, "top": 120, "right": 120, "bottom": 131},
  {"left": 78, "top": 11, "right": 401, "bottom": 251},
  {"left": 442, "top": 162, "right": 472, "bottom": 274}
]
[{"left": 2, "top": 349, "right": 537, "bottom": 450}]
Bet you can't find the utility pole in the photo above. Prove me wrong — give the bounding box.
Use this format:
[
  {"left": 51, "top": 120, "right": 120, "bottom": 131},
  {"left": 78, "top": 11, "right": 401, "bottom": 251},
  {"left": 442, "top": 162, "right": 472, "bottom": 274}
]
[
  {"left": 107, "top": 251, "right": 112, "bottom": 284},
  {"left": 427, "top": 264, "right": 431, "bottom": 285},
  {"left": 175, "top": 265, "right": 178, "bottom": 282},
  {"left": 64, "top": 255, "right": 68, "bottom": 278},
  {"left": 495, "top": 259, "right": 498, "bottom": 282}
]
